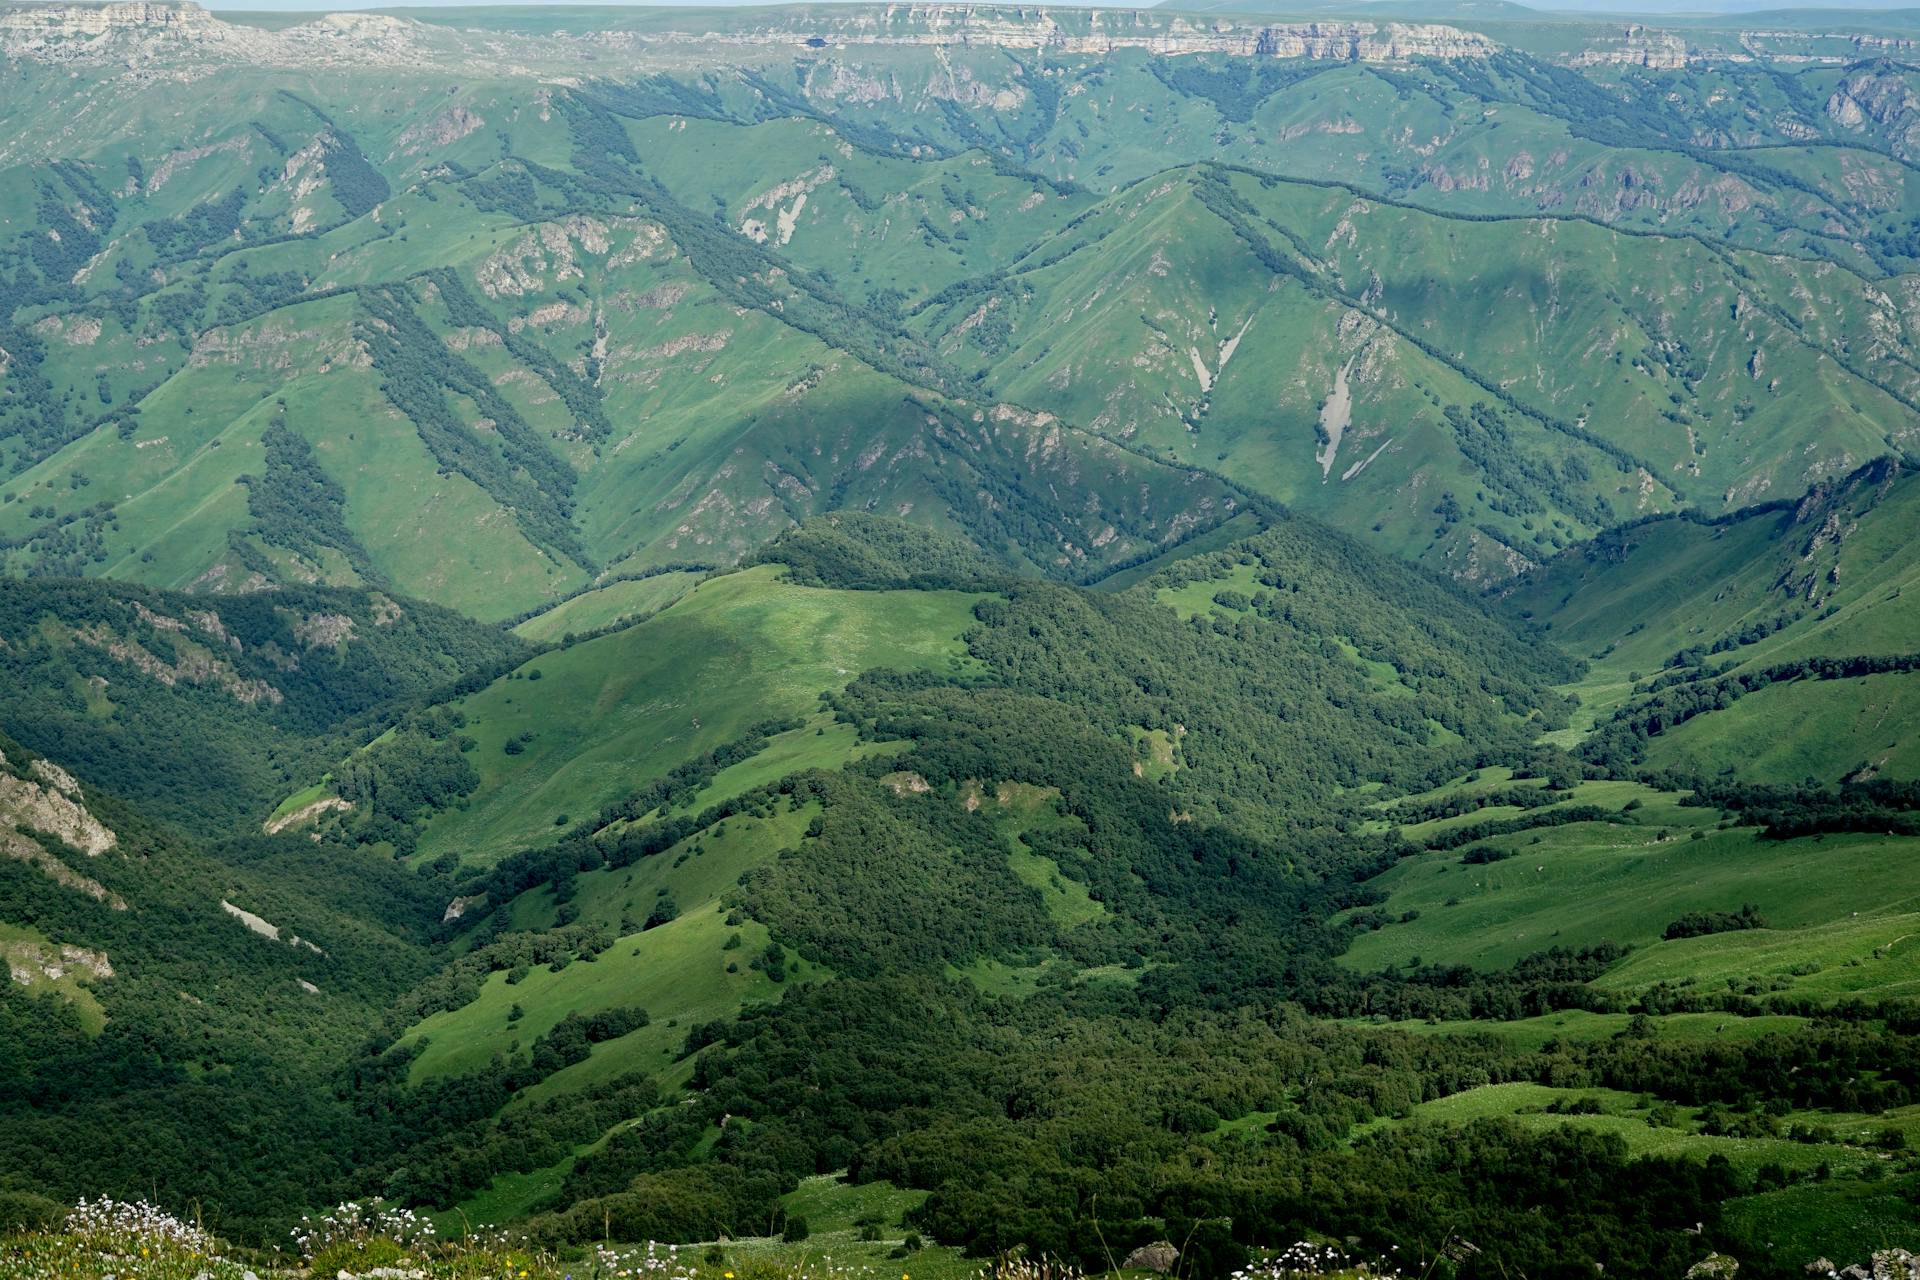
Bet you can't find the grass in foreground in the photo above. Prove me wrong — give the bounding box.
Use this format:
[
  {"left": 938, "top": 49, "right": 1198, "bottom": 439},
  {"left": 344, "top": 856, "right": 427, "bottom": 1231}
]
[{"left": 0, "top": 1197, "right": 1430, "bottom": 1280}]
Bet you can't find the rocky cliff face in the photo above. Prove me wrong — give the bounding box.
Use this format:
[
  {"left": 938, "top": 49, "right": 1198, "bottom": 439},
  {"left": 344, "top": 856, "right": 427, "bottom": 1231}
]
[
  {"left": 3, "top": 0, "right": 1904, "bottom": 91},
  {"left": 1826, "top": 66, "right": 1920, "bottom": 157},
  {"left": 0, "top": 1, "right": 449, "bottom": 69},
  {"left": 583, "top": 7, "right": 1500, "bottom": 61},
  {"left": 1568, "top": 23, "right": 1691, "bottom": 68},
  {"left": 0, "top": 0, "right": 213, "bottom": 36},
  {"left": 0, "top": 2, "right": 1902, "bottom": 88},
  {"left": 0, "top": 0, "right": 1498, "bottom": 69},
  {"left": 0, "top": 747, "right": 123, "bottom": 910}
]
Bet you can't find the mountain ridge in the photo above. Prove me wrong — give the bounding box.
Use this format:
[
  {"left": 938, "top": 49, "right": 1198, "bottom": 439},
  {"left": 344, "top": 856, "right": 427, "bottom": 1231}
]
[{"left": 2, "top": 9, "right": 1919, "bottom": 1272}]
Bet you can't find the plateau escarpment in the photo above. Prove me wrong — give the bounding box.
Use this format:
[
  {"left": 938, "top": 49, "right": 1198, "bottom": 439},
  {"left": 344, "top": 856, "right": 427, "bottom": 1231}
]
[
  {"left": 7, "top": 0, "right": 1915, "bottom": 77},
  {"left": 0, "top": 0, "right": 1501, "bottom": 69}
]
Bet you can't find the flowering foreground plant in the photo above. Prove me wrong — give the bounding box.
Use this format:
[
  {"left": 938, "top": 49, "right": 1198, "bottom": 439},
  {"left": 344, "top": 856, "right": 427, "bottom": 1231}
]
[
  {"left": 293, "top": 1203, "right": 439, "bottom": 1263},
  {"left": 7, "top": 1199, "right": 1912, "bottom": 1280},
  {"left": 1232, "top": 1241, "right": 1407, "bottom": 1280},
  {"left": 592, "top": 1241, "right": 699, "bottom": 1280},
  {"left": 64, "top": 1198, "right": 218, "bottom": 1254},
  {"left": 0, "top": 1204, "right": 1405, "bottom": 1280},
  {"left": 1, "top": 1199, "right": 251, "bottom": 1280}
]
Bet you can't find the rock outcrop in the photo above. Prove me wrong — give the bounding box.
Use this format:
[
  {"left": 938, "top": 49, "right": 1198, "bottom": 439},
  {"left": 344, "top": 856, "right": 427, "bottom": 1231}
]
[
  {"left": 0, "top": 749, "right": 125, "bottom": 909},
  {"left": 1570, "top": 24, "right": 1691, "bottom": 68},
  {"left": 0, "top": 0, "right": 1500, "bottom": 69},
  {"left": 596, "top": 7, "right": 1500, "bottom": 62},
  {"left": 0, "top": 1, "right": 215, "bottom": 38},
  {"left": 1122, "top": 1242, "right": 1179, "bottom": 1274}
]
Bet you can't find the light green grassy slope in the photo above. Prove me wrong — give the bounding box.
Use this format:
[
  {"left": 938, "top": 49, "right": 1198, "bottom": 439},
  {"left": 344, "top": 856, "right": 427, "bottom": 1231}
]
[
  {"left": 1344, "top": 814, "right": 1920, "bottom": 975},
  {"left": 403, "top": 806, "right": 817, "bottom": 1091},
  {"left": 1506, "top": 461, "right": 1920, "bottom": 675},
  {"left": 1502, "top": 459, "right": 1920, "bottom": 781},
  {"left": 1367, "top": 1082, "right": 1902, "bottom": 1178},
  {"left": 1338, "top": 758, "right": 1920, "bottom": 1013},
  {"left": 1641, "top": 673, "right": 1920, "bottom": 785},
  {"left": 331, "top": 565, "right": 983, "bottom": 864},
  {"left": 510, "top": 572, "right": 706, "bottom": 645}
]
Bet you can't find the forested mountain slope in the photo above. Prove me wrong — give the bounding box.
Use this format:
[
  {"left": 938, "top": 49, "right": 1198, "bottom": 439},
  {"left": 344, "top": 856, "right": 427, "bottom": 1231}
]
[
  {"left": 0, "top": 578, "right": 523, "bottom": 832},
  {"left": 281, "top": 509, "right": 1571, "bottom": 862},
  {"left": 2, "top": 6, "right": 1919, "bottom": 1278},
  {"left": 5, "top": 7, "right": 1920, "bottom": 603},
  {"left": 0, "top": 729, "right": 452, "bottom": 1237},
  {"left": 3, "top": 507, "right": 1917, "bottom": 1276}
]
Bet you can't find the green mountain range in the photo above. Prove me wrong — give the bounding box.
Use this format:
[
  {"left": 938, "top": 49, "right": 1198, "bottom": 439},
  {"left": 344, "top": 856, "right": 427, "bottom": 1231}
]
[{"left": 2, "top": 4, "right": 1918, "bottom": 1278}]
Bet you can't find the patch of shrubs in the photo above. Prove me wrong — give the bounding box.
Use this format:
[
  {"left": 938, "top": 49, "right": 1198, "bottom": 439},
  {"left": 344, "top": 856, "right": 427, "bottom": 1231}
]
[{"left": 1663, "top": 904, "right": 1766, "bottom": 940}]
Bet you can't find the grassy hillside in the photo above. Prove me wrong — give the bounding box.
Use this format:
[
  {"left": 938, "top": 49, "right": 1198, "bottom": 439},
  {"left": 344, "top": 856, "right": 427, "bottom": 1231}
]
[
  {"left": 8, "top": 47, "right": 1920, "bottom": 613},
  {"left": 508, "top": 571, "right": 706, "bottom": 645},
  {"left": 403, "top": 806, "right": 813, "bottom": 1091},
  {"left": 4, "top": 19, "right": 1920, "bottom": 1278},
  {"left": 292, "top": 564, "right": 982, "bottom": 863},
  {"left": 1, "top": 147, "right": 1234, "bottom": 616},
  {"left": 1504, "top": 459, "right": 1920, "bottom": 784},
  {"left": 1507, "top": 460, "right": 1920, "bottom": 675},
  {"left": 1346, "top": 777, "right": 1920, "bottom": 992},
  {"left": 904, "top": 163, "right": 1920, "bottom": 581}
]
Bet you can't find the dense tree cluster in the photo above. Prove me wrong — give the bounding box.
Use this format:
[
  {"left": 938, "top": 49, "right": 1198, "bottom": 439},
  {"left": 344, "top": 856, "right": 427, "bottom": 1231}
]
[
  {"left": 1664, "top": 904, "right": 1767, "bottom": 940},
  {"left": 0, "top": 579, "right": 522, "bottom": 832},
  {"left": 333, "top": 712, "right": 480, "bottom": 855},
  {"left": 1680, "top": 778, "right": 1920, "bottom": 839},
  {"left": 355, "top": 284, "right": 589, "bottom": 569},
  {"left": 241, "top": 418, "right": 384, "bottom": 584},
  {"left": 750, "top": 513, "right": 1020, "bottom": 589}
]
